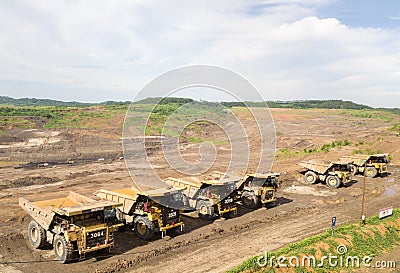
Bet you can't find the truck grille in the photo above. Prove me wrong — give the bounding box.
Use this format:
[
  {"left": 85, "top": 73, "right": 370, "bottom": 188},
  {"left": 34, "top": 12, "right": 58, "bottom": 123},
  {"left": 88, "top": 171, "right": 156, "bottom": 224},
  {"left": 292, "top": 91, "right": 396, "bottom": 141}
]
[
  {"left": 162, "top": 207, "right": 180, "bottom": 225},
  {"left": 86, "top": 229, "right": 107, "bottom": 248},
  {"left": 265, "top": 190, "right": 274, "bottom": 200},
  {"left": 220, "top": 196, "right": 234, "bottom": 210}
]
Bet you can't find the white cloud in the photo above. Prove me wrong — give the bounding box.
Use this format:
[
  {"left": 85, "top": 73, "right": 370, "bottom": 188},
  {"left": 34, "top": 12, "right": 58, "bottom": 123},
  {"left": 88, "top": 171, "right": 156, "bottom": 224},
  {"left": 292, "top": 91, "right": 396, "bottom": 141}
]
[{"left": 0, "top": 0, "right": 399, "bottom": 107}]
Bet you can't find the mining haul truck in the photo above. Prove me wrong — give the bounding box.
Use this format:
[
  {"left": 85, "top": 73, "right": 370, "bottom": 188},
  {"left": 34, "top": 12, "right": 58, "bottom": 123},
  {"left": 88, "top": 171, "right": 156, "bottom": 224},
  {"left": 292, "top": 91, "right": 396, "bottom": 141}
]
[
  {"left": 341, "top": 154, "right": 389, "bottom": 177},
  {"left": 19, "top": 192, "right": 122, "bottom": 263},
  {"left": 164, "top": 176, "right": 237, "bottom": 220},
  {"left": 206, "top": 171, "right": 279, "bottom": 209},
  {"left": 95, "top": 187, "right": 186, "bottom": 240},
  {"left": 298, "top": 160, "right": 352, "bottom": 188},
  {"left": 236, "top": 173, "right": 279, "bottom": 209}
]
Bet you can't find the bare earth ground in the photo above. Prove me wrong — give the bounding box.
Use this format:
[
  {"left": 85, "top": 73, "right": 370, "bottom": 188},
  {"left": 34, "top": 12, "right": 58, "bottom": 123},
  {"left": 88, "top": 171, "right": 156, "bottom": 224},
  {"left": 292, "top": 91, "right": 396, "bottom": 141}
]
[{"left": 0, "top": 108, "right": 399, "bottom": 273}]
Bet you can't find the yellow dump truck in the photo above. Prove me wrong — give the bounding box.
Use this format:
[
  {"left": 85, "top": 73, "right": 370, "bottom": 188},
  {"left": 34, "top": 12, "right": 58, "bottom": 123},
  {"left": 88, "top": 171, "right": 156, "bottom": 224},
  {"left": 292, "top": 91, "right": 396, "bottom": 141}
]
[
  {"left": 298, "top": 160, "right": 352, "bottom": 188},
  {"left": 340, "top": 154, "right": 389, "bottom": 177},
  {"left": 207, "top": 171, "right": 279, "bottom": 209},
  {"left": 164, "top": 176, "right": 237, "bottom": 220},
  {"left": 94, "top": 187, "right": 186, "bottom": 240},
  {"left": 19, "top": 192, "right": 122, "bottom": 263},
  {"left": 236, "top": 173, "right": 279, "bottom": 209}
]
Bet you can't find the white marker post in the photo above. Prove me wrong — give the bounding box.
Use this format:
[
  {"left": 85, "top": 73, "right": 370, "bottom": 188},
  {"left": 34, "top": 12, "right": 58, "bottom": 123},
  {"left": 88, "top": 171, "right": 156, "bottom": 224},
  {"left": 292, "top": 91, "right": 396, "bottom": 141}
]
[{"left": 332, "top": 216, "right": 336, "bottom": 236}]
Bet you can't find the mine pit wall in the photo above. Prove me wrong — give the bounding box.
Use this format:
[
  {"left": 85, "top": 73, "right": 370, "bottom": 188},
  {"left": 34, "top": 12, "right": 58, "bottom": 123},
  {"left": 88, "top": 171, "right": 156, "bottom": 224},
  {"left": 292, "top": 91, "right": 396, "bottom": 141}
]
[{"left": 0, "top": 132, "right": 123, "bottom": 163}]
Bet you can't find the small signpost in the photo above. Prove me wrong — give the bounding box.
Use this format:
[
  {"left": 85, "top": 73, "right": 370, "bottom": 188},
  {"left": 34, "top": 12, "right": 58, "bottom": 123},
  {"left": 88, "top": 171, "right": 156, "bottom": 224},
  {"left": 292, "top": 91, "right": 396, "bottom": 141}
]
[
  {"left": 379, "top": 206, "right": 393, "bottom": 219},
  {"left": 332, "top": 216, "right": 336, "bottom": 236}
]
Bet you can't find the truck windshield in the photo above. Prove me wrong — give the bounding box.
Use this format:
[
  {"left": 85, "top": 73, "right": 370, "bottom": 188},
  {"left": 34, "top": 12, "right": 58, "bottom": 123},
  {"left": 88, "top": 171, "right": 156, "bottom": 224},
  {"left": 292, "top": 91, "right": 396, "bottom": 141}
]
[
  {"left": 152, "top": 192, "right": 185, "bottom": 207},
  {"left": 332, "top": 164, "right": 350, "bottom": 172},
  {"left": 250, "top": 177, "right": 277, "bottom": 188},
  {"left": 200, "top": 183, "right": 236, "bottom": 199},
  {"left": 72, "top": 211, "right": 105, "bottom": 227},
  {"left": 371, "top": 156, "right": 388, "bottom": 163}
]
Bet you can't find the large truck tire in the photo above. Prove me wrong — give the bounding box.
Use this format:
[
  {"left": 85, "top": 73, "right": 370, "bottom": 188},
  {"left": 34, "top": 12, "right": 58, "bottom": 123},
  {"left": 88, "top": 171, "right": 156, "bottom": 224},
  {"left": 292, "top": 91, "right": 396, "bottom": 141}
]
[
  {"left": 241, "top": 192, "right": 260, "bottom": 209},
  {"left": 303, "top": 171, "right": 318, "bottom": 184},
  {"left": 326, "top": 175, "right": 341, "bottom": 189},
  {"left": 27, "top": 220, "right": 47, "bottom": 249},
  {"left": 53, "top": 234, "right": 75, "bottom": 263},
  {"left": 133, "top": 216, "right": 155, "bottom": 240},
  {"left": 196, "top": 200, "right": 214, "bottom": 220},
  {"left": 366, "top": 167, "right": 378, "bottom": 178}
]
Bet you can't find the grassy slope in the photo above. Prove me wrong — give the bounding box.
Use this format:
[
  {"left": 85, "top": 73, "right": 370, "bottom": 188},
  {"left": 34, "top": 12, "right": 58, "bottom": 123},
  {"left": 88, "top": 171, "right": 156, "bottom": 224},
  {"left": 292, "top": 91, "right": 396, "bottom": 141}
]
[{"left": 228, "top": 209, "right": 400, "bottom": 273}]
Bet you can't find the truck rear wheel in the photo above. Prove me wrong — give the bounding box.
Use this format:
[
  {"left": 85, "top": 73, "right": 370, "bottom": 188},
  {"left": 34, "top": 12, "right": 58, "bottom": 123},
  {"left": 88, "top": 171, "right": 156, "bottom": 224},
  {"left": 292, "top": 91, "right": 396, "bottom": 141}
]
[
  {"left": 28, "top": 220, "right": 47, "bottom": 249},
  {"left": 53, "top": 234, "right": 74, "bottom": 263},
  {"left": 303, "top": 171, "right": 318, "bottom": 184},
  {"left": 196, "top": 200, "right": 214, "bottom": 220},
  {"left": 241, "top": 192, "right": 259, "bottom": 209},
  {"left": 133, "top": 216, "right": 155, "bottom": 240},
  {"left": 365, "top": 167, "right": 378, "bottom": 178},
  {"left": 326, "top": 175, "right": 340, "bottom": 189}
]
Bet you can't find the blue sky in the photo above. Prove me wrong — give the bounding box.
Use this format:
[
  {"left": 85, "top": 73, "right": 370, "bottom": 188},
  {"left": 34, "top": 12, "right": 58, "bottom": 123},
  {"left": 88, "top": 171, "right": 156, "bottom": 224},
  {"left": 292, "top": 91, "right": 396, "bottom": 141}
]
[
  {"left": 318, "top": 0, "right": 400, "bottom": 29},
  {"left": 0, "top": 0, "right": 399, "bottom": 107}
]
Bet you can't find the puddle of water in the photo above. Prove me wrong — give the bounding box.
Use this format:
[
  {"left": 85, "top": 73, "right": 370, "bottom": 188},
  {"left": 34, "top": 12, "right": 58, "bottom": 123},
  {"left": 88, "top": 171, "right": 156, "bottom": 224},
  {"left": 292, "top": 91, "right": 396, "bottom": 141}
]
[{"left": 383, "top": 185, "right": 399, "bottom": 196}]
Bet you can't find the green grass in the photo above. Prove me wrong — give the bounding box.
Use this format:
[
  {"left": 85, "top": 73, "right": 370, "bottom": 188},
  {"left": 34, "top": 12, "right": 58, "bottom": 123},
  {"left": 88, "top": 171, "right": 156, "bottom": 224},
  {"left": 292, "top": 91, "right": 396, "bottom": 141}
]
[
  {"left": 276, "top": 140, "right": 352, "bottom": 157},
  {"left": 320, "top": 140, "right": 352, "bottom": 152},
  {"left": 275, "top": 147, "right": 318, "bottom": 157},
  {"left": 341, "top": 109, "right": 395, "bottom": 121},
  {"left": 143, "top": 102, "right": 227, "bottom": 136},
  {"left": 390, "top": 123, "right": 400, "bottom": 135},
  {"left": 0, "top": 116, "right": 35, "bottom": 130},
  {"left": 0, "top": 104, "right": 128, "bottom": 130},
  {"left": 228, "top": 209, "right": 400, "bottom": 273},
  {"left": 43, "top": 110, "right": 114, "bottom": 129}
]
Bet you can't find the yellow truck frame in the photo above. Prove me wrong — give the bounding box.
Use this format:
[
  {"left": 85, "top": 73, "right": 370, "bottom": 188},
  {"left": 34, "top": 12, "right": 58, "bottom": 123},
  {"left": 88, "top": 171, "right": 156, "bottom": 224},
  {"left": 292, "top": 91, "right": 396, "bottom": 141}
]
[
  {"left": 164, "top": 176, "right": 237, "bottom": 220},
  {"left": 237, "top": 173, "right": 279, "bottom": 209},
  {"left": 19, "top": 192, "right": 122, "bottom": 263},
  {"left": 341, "top": 154, "right": 389, "bottom": 177},
  {"left": 95, "top": 187, "right": 185, "bottom": 240},
  {"left": 298, "top": 160, "right": 352, "bottom": 188},
  {"left": 206, "top": 171, "right": 279, "bottom": 209}
]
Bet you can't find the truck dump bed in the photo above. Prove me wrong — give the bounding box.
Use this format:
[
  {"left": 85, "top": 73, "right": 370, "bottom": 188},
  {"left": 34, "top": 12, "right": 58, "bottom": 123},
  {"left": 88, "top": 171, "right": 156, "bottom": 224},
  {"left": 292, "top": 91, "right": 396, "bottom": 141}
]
[
  {"left": 299, "top": 160, "right": 352, "bottom": 174},
  {"left": 341, "top": 154, "right": 388, "bottom": 166},
  {"left": 298, "top": 161, "right": 332, "bottom": 174},
  {"left": 94, "top": 187, "right": 183, "bottom": 213},
  {"left": 164, "top": 177, "right": 202, "bottom": 199},
  {"left": 19, "top": 192, "right": 121, "bottom": 230},
  {"left": 164, "top": 177, "right": 231, "bottom": 199}
]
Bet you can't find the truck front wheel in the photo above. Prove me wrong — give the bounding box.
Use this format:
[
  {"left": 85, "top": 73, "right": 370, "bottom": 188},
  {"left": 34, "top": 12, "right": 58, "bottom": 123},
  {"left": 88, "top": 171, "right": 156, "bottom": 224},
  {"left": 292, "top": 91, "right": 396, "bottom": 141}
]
[
  {"left": 133, "top": 216, "right": 155, "bottom": 240},
  {"left": 53, "top": 234, "right": 74, "bottom": 263},
  {"left": 326, "top": 175, "right": 341, "bottom": 189},
  {"left": 196, "top": 200, "right": 214, "bottom": 220},
  {"left": 241, "top": 192, "right": 259, "bottom": 209},
  {"left": 365, "top": 167, "right": 378, "bottom": 178},
  {"left": 28, "top": 220, "right": 47, "bottom": 249}
]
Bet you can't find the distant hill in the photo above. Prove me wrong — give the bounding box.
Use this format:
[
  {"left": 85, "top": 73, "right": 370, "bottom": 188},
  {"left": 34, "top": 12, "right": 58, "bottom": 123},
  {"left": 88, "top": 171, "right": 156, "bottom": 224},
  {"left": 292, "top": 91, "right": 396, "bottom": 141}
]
[
  {"left": 0, "top": 96, "right": 129, "bottom": 107},
  {"left": 2, "top": 96, "right": 399, "bottom": 114},
  {"left": 221, "top": 100, "right": 371, "bottom": 109}
]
